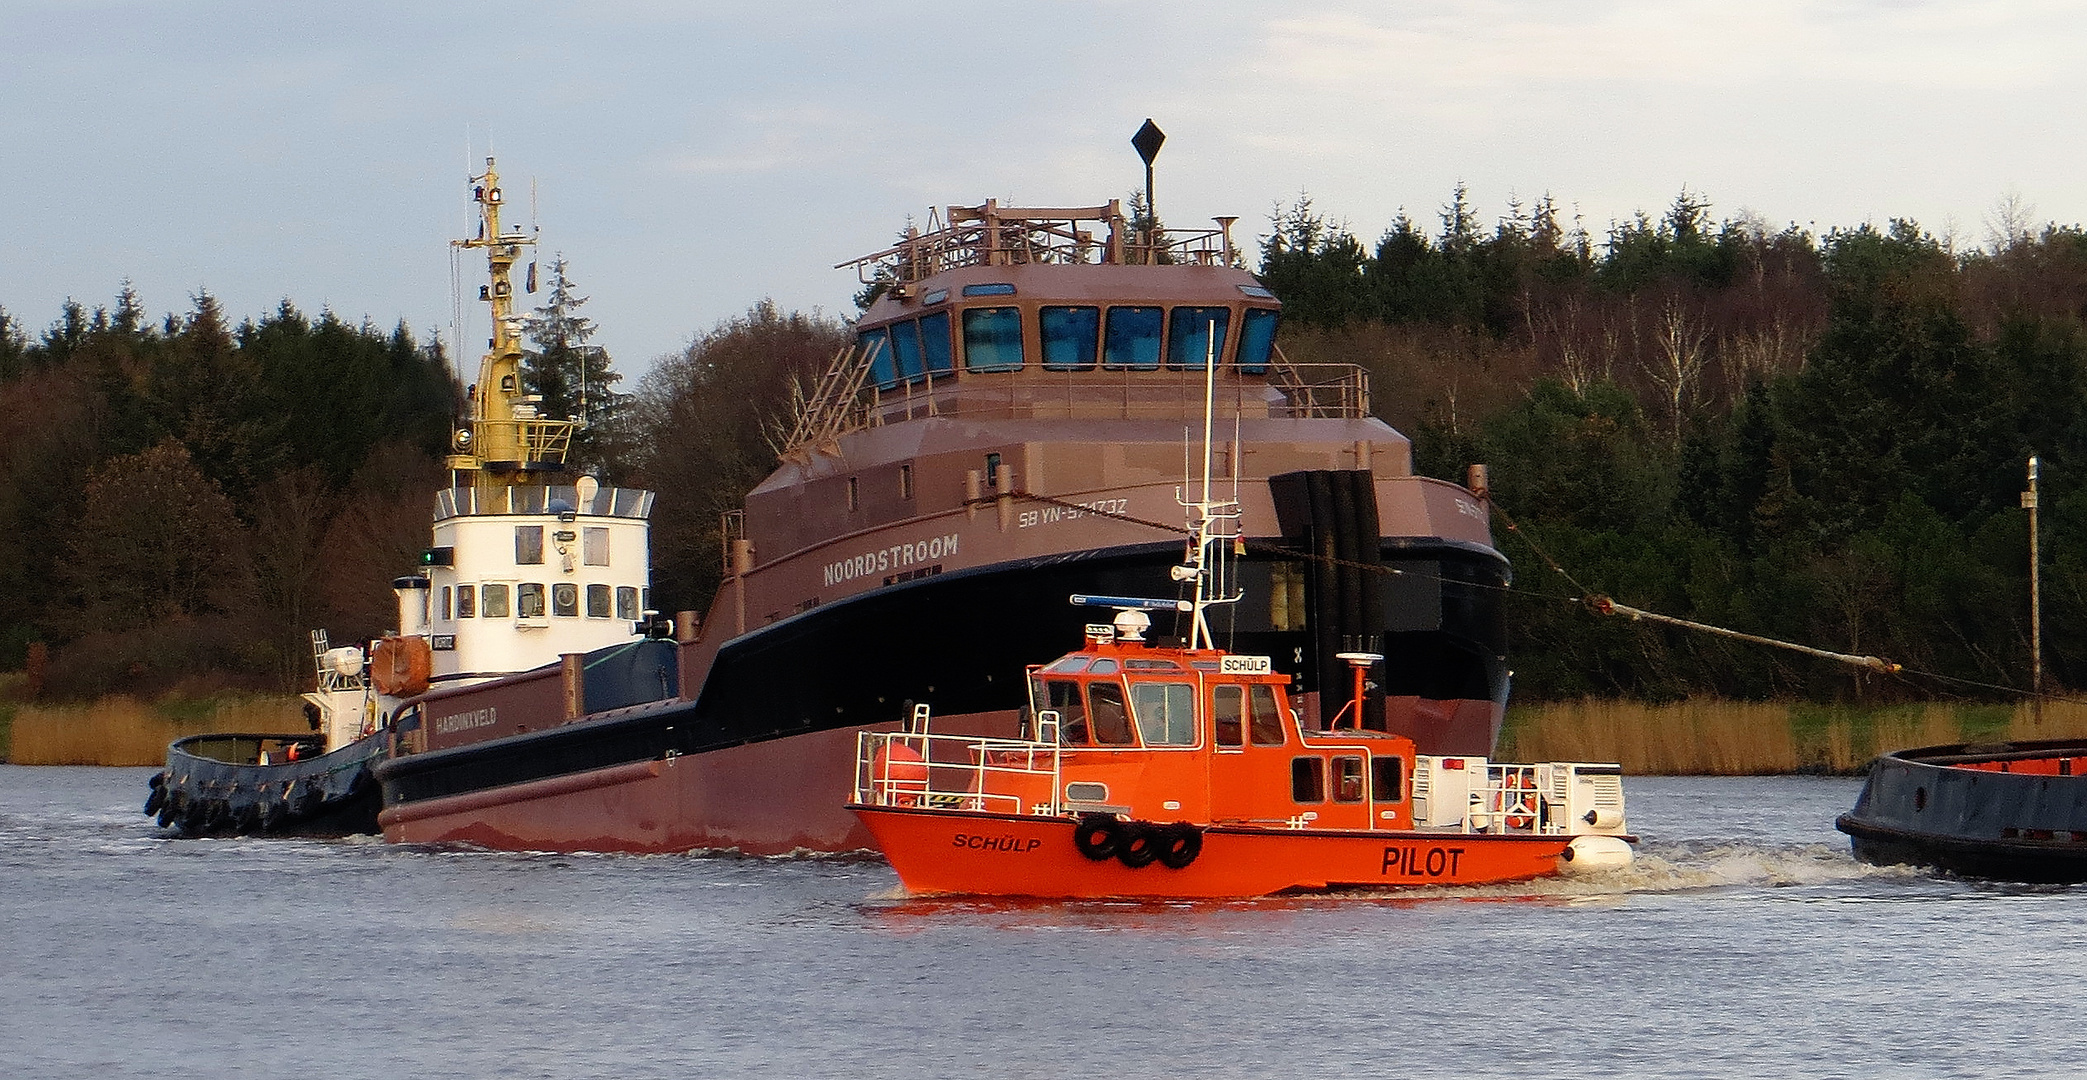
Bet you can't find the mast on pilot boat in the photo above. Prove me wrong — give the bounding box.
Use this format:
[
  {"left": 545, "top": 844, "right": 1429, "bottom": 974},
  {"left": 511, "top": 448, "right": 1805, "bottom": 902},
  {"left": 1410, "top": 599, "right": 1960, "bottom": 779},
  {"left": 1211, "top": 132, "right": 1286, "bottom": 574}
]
[
  {"left": 447, "top": 157, "right": 577, "bottom": 496},
  {"left": 1176, "top": 319, "right": 1241, "bottom": 651}
]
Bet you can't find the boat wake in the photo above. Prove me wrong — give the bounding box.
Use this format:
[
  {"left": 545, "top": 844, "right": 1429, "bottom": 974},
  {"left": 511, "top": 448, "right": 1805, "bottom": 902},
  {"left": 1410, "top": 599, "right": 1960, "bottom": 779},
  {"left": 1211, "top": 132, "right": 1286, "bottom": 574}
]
[{"left": 1354, "top": 838, "right": 1919, "bottom": 904}]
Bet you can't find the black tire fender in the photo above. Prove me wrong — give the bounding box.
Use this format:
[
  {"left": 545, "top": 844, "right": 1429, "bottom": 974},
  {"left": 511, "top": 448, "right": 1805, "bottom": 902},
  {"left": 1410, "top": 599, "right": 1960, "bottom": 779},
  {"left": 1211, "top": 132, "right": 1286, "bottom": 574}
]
[
  {"left": 1116, "top": 821, "right": 1160, "bottom": 869},
  {"left": 1154, "top": 824, "right": 1203, "bottom": 869},
  {"left": 1072, "top": 814, "right": 1123, "bottom": 861}
]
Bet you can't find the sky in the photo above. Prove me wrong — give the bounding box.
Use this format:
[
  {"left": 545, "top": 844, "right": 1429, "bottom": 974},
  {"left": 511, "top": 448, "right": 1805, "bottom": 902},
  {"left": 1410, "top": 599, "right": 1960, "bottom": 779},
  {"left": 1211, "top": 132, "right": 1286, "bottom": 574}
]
[{"left": 6, "top": 1, "right": 2087, "bottom": 384}]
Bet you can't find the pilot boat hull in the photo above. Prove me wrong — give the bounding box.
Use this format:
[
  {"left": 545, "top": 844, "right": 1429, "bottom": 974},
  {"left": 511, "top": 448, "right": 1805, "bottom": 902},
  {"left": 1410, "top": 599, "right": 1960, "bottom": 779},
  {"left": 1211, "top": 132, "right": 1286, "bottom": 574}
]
[{"left": 852, "top": 804, "right": 1587, "bottom": 898}]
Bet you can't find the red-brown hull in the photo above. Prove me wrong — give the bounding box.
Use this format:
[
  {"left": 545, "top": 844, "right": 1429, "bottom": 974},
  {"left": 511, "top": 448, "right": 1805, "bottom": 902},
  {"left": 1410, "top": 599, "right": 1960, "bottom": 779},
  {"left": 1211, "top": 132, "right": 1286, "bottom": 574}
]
[
  {"left": 851, "top": 804, "right": 1575, "bottom": 898},
  {"left": 380, "top": 725, "right": 880, "bottom": 854}
]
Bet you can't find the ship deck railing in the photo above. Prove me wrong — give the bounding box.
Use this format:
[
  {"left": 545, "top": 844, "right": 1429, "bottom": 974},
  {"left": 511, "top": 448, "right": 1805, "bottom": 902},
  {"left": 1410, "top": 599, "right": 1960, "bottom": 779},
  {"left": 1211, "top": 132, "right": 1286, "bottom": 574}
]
[
  {"left": 854, "top": 727, "right": 1065, "bottom": 818},
  {"left": 838, "top": 201, "right": 1241, "bottom": 285},
  {"left": 434, "top": 483, "right": 656, "bottom": 521},
  {"left": 781, "top": 350, "right": 1369, "bottom": 458}
]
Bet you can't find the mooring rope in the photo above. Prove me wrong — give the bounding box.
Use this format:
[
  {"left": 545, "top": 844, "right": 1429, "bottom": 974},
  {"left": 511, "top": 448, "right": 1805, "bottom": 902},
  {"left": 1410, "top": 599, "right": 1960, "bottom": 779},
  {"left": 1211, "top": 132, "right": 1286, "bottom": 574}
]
[{"left": 991, "top": 485, "right": 2079, "bottom": 705}]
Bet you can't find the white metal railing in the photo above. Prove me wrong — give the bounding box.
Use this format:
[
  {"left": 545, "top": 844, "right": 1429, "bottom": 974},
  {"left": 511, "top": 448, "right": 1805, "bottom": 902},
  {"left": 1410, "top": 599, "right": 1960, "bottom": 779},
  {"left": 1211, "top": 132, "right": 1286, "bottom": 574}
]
[
  {"left": 1413, "top": 757, "right": 1626, "bottom": 836},
  {"left": 853, "top": 708, "right": 1064, "bottom": 816},
  {"left": 1478, "top": 763, "right": 1543, "bottom": 835}
]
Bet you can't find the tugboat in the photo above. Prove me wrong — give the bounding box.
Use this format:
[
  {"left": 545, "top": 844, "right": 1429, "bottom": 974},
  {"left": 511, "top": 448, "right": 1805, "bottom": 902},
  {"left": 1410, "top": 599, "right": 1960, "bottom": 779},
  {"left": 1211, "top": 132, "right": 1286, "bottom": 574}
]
[
  {"left": 846, "top": 359, "right": 1634, "bottom": 898},
  {"left": 146, "top": 158, "right": 669, "bottom": 837},
  {"left": 1837, "top": 739, "right": 2087, "bottom": 883},
  {"left": 369, "top": 159, "right": 1523, "bottom": 856}
]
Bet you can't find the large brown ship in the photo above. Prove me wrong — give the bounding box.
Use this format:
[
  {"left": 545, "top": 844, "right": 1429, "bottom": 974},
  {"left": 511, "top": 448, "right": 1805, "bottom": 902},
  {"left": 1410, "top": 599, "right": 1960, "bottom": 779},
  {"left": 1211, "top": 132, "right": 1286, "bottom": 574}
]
[{"left": 372, "top": 198, "right": 1511, "bottom": 855}]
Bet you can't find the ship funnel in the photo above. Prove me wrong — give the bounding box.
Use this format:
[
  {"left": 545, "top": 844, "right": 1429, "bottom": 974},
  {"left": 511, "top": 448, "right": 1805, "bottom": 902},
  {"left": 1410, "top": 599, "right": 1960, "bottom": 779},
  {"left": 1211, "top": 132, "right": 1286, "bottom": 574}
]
[{"left": 393, "top": 576, "right": 431, "bottom": 637}]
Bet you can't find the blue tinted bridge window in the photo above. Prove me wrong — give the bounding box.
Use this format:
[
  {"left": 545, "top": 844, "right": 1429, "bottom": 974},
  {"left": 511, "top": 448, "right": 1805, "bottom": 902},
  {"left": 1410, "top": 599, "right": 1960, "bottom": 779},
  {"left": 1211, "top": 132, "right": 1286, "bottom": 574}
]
[
  {"left": 920, "top": 310, "right": 955, "bottom": 376},
  {"left": 859, "top": 328, "right": 896, "bottom": 389},
  {"left": 1238, "top": 308, "right": 1279, "bottom": 374},
  {"left": 1041, "top": 306, "right": 1099, "bottom": 370},
  {"left": 1168, "top": 307, "right": 1230, "bottom": 369},
  {"left": 889, "top": 319, "right": 925, "bottom": 383},
  {"left": 962, "top": 307, "right": 1024, "bottom": 372},
  {"left": 1104, "top": 306, "right": 1162, "bottom": 370}
]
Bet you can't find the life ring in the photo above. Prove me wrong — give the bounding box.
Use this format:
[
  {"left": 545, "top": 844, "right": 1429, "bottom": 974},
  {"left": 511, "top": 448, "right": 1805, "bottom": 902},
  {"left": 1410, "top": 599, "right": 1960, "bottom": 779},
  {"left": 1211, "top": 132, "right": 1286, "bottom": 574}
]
[
  {"left": 1072, "top": 814, "right": 1123, "bottom": 861},
  {"left": 1116, "top": 822, "right": 1161, "bottom": 868},
  {"left": 1505, "top": 773, "right": 1535, "bottom": 830},
  {"left": 1154, "top": 824, "right": 1203, "bottom": 870}
]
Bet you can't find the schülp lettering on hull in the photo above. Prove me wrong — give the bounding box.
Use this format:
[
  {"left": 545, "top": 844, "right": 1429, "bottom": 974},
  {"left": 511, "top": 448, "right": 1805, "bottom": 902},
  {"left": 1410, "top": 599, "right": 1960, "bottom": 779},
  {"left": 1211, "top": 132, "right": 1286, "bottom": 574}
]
[
  {"left": 952, "top": 832, "right": 1043, "bottom": 853},
  {"left": 1381, "top": 845, "right": 1466, "bottom": 877},
  {"left": 823, "top": 534, "right": 960, "bottom": 587},
  {"left": 1219, "top": 655, "right": 1272, "bottom": 675}
]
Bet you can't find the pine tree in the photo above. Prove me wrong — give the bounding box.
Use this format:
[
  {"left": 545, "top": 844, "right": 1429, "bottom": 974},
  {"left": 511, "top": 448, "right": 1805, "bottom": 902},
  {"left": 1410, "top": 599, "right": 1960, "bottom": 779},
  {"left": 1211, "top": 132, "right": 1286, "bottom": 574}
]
[{"left": 522, "top": 256, "right": 627, "bottom": 472}]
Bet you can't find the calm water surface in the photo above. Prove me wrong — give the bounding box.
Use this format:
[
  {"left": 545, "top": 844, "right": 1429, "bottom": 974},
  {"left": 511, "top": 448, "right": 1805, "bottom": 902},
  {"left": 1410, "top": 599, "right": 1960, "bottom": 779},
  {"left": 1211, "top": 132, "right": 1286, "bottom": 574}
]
[{"left": 2, "top": 766, "right": 2080, "bottom": 1079}]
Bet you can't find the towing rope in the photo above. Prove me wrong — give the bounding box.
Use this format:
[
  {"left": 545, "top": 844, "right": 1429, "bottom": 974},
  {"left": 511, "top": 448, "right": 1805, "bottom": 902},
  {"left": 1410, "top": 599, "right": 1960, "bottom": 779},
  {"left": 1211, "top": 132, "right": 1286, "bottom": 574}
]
[{"left": 994, "top": 486, "right": 2074, "bottom": 704}]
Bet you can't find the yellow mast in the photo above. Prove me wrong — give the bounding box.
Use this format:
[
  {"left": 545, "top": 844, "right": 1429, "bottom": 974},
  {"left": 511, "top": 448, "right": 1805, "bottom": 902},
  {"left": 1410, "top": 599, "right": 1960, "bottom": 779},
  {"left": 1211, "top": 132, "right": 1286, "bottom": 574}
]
[{"left": 446, "top": 157, "right": 574, "bottom": 495}]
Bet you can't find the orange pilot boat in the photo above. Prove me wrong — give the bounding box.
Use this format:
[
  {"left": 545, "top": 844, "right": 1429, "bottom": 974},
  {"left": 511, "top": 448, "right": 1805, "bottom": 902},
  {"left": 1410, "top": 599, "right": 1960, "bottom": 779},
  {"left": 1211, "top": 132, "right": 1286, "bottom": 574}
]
[{"left": 848, "top": 370, "right": 1635, "bottom": 899}]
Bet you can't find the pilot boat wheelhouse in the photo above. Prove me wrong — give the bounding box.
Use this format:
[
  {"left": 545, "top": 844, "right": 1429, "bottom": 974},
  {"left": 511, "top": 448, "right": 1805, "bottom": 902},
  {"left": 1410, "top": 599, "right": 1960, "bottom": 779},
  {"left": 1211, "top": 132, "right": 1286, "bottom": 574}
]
[{"left": 371, "top": 198, "right": 1517, "bottom": 855}]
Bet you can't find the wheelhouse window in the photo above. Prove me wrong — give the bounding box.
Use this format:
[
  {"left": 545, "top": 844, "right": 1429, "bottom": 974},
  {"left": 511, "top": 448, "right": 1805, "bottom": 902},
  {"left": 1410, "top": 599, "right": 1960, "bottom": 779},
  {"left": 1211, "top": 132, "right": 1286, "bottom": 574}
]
[
  {"left": 552, "top": 583, "right": 579, "bottom": 618},
  {"left": 515, "top": 583, "right": 545, "bottom": 618},
  {"left": 615, "top": 586, "right": 639, "bottom": 621},
  {"left": 1292, "top": 757, "right": 1326, "bottom": 802},
  {"left": 860, "top": 327, "right": 896, "bottom": 390},
  {"left": 1168, "top": 307, "right": 1230, "bottom": 369},
  {"left": 1372, "top": 756, "right": 1404, "bottom": 801},
  {"left": 1129, "top": 681, "right": 1197, "bottom": 746},
  {"left": 1088, "top": 681, "right": 1134, "bottom": 745},
  {"left": 889, "top": 319, "right": 925, "bottom": 383},
  {"left": 1041, "top": 306, "right": 1100, "bottom": 370},
  {"left": 586, "top": 583, "right": 612, "bottom": 618},
  {"left": 1213, "top": 684, "right": 1244, "bottom": 747},
  {"left": 583, "top": 527, "right": 609, "bottom": 566},
  {"left": 1046, "top": 679, "right": 1089, "bottom": 745},
  {"left": 1332, "top": 756, "right": 1366, "bottom": 803},
  {"left": 482, "top": 583, "right": 510, "bottom": 618},
  {"left": 440, "top": 586, "right": 451, "bottom": 621},
  {"left": 919, "top": 311, "right": 955, "bottom": 377},
  {"left": 456, "top": 585, "right": 476, "bottom": 618},
  {"left": 515, "top": 525, "right": 544, "bottom": 565},
  {"left": 1249, "top": 684, "right": 1286, "bottom": 746},
  {"left": 1238, "top": 308, "right": 1279, "bottom": 374},
  {"left": 1103, "top": 306, "right": 1162, "bottom": 370},
  {"left": 962, "top": 307, "right": 1023, "bottom": 372}
]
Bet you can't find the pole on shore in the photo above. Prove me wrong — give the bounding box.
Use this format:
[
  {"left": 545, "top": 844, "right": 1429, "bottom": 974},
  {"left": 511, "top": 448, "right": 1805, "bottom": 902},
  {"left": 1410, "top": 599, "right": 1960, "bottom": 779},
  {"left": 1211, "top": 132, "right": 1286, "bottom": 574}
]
[{"left": 2024, "top": 456, "right": 2043, "bottom": 725}]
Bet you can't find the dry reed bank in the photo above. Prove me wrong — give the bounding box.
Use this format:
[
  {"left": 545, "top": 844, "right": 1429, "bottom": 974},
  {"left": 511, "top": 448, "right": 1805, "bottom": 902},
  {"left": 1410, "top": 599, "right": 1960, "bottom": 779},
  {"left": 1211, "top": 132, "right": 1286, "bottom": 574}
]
[
  {"left": 8, "top": 682, "right": 2087, "bottom": 773},
  {"left": 5, "top": 692, "right": 304, "bottom": 766},
  {"left": 1498, "top": 699, "right": 2087, "bottom": 775}
]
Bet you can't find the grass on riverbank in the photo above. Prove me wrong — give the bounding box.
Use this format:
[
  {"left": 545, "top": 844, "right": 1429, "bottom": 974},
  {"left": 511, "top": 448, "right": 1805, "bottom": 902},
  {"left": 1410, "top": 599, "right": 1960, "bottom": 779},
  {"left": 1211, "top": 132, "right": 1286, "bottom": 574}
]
[
  {"left": 7, "top": 693, "right": 305, "bottom": 766},
  {"left": 1497, "top": 698, "right": 2087, "bottom": 775}
]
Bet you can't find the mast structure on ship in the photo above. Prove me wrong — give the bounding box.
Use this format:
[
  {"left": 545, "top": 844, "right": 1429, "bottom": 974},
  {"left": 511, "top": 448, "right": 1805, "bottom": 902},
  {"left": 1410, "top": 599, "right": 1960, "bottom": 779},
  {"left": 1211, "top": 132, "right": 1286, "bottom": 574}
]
[
  {"left": 1175, "top": 323, "right": 1243, "bottom": 651},
  {"left": 447, "top": 157, "right": 575, "bottom": 495}
]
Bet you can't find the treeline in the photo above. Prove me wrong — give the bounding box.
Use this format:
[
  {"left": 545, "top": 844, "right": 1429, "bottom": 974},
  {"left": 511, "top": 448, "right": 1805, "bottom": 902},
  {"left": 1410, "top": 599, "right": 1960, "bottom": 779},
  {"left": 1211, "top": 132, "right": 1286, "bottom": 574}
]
[
  {"left": 0, "top": 278, "right": 846, "bottom": 701},
  {"left": 1265, "top": 189, "right": 2087, "bottom": 702},
  {"left": 0, "top": 289, "right": 459, "bottom": 696},
  {"left": 15, "top": 185, "right": 2085, "bottom": 709}
]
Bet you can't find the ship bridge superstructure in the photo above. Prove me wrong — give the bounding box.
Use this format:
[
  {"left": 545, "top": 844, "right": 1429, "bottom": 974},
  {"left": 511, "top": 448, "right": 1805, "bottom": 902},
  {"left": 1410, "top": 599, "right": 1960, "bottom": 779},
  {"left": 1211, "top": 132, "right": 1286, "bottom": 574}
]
[{"left": 782, "top": 202, "right": 1367, "bottom": 460}]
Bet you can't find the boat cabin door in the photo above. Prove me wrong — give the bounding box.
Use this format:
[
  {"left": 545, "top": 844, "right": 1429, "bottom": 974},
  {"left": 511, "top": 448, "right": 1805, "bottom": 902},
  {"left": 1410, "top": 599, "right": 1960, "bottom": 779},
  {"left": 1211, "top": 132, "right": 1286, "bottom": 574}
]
[{"left": 1207, "top": 680, "right": 1304, "bottom": 825}]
